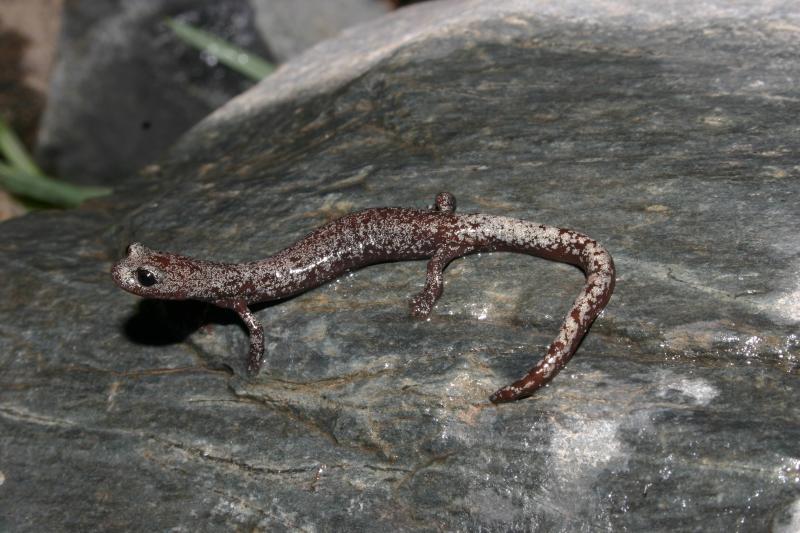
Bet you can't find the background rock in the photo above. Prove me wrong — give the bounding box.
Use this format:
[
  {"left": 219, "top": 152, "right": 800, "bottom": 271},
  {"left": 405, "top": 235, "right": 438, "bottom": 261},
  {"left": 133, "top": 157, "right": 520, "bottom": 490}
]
[
  {"left": 36, "top": 0, "right": 270, "bottom": 185},
  {"left": 251, "top": 0, "right": 391, "bottom": 62},
  {"left": 0, "top": 0, "right": 61, "bottom": 148},
  {"left": 35, "top": 0, "right": 393, "bottom": 186},
  {"left": 2, "top": 0, "right": 799, "bottom": 530}
]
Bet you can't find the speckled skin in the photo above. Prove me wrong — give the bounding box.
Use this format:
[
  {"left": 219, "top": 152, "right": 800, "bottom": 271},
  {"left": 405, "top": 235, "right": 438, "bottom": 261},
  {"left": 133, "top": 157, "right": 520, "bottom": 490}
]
[{"left": 111, "top": 193, "right": 615, "bottom": 403}]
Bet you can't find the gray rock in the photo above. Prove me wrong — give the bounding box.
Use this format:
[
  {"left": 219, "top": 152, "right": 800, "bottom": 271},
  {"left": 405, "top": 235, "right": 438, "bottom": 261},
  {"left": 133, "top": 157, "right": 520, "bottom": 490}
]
[
  {"left": 251, "top": 0, "right": 391, "bottom": 62},
  {"left": 3, "top": 0, "right": 799, "bottom": 530}
]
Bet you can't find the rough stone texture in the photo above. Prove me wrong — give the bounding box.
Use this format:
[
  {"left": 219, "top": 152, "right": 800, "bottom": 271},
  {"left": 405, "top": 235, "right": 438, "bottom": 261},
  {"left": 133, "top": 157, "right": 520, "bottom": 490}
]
[{"left": 3, "top": 0, "right": 800, "bottom": 530}]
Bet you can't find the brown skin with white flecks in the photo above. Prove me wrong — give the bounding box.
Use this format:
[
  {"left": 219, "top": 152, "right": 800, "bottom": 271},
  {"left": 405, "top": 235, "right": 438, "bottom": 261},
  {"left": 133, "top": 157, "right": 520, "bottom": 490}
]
[{"left": 111, "top": 192, "right": 615, "bottom": 403}]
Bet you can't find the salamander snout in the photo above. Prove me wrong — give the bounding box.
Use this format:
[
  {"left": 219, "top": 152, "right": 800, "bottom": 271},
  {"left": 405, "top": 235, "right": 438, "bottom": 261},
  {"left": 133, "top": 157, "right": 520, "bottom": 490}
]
[{"left": 111, "top": 242, "right": 200, "bottom": 300}]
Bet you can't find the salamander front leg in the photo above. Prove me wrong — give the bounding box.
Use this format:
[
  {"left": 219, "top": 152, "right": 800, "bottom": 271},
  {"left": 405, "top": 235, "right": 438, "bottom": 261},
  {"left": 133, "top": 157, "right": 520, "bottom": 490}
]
[
  {"left": 432, "top": 191, "right": 456, "bottom": 212},
  {"left": 221, "top": 299, "right": 265, "bottom": 375},
  {"left": 410, "top": 245, "right": 463, "bottom": 319}
]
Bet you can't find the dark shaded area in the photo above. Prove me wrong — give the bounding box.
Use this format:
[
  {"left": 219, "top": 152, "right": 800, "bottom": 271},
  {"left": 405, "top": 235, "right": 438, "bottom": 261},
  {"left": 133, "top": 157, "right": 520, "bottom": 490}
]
[
  {"left": 0, "top": 24, "right": 45, "bottom": 148},
  {"left": 122, "top": 297, "right": 282, "bottom": 374},
  {"left": 36, "top": 0, "right": 271, "bottom": 185},
  {"left": 123, "top": 299, "right": 219, "bottom": 346},
  {"left": 390, "top": 0, "right": 430, "bottom": 7},
  {"left": 122, "top": 297, "right": 291, "bottom": 345},
  {"left": 165, "top": 3, "right": 277, "bottom": 84}
]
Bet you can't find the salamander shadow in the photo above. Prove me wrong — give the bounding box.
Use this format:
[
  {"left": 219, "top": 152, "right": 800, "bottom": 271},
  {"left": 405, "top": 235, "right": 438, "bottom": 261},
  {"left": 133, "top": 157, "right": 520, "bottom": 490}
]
[
  {"left": 121, "top": 299, "right": 280, "bottom": 373},
  {"left": 122, "top": 299, "right": 274, "bottom": 345},
  {"left": 123, "top": 299, "right": 228, "bottom": 346}
]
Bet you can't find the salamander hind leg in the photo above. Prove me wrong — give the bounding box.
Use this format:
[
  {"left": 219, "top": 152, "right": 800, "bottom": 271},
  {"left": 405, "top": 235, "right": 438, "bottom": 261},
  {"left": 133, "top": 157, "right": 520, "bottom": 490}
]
[{"left": 410, "top": 245, "right": 464, "bottom": 319}]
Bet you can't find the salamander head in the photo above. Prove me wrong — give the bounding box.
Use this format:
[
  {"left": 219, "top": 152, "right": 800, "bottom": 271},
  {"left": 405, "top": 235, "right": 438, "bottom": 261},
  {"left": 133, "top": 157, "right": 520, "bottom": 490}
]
[{"left": 112, "top": 242, "right": 197, "bottom": 300}]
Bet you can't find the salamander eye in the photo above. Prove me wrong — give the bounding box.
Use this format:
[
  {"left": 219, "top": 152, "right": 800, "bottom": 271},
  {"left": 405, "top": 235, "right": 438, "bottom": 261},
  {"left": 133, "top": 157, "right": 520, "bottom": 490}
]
[{"left": 136, "top": 268, "right": 158, "bottom": 287}]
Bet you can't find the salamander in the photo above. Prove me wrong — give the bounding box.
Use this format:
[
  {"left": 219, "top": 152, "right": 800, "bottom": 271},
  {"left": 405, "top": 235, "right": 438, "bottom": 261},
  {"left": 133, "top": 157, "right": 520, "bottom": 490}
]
[{"left": 111, "top": 192, "right": 615, "bottom": 403}]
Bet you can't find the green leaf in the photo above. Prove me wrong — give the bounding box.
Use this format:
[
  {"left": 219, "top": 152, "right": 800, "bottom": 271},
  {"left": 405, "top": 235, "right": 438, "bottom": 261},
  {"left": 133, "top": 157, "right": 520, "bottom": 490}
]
[
  {"left": 0, "top": 116, "right": 42, "bottom": 176},
  {"left": 0, "top": 162, "right": 111, "bottom": 208},
  {"left": 165, "top": 18, "right": 274, "bottom": 81}
]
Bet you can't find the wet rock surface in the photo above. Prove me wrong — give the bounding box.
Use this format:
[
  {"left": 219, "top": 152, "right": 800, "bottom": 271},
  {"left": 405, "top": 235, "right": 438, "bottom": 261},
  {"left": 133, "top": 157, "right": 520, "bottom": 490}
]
[{"left": 2, "top": 1, "right": 799, "bottom": 530}]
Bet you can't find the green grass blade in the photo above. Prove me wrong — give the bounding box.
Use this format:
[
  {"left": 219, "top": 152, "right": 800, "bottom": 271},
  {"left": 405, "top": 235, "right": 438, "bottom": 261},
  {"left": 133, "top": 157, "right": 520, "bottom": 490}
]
[
  {"left": 0, "top": 116, "right": 43, "bottom": 176},
  {"left": 165, "top": 18, "right": 274, "bottom": 81},
  {"left": 0, "top": 162, "right": 111, "bottom": 208}
]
